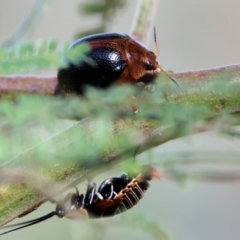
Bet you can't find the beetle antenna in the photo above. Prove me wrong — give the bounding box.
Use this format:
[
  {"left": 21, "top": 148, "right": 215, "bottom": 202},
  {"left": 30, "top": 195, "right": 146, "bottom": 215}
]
[
  {"left": 161, "top": 68, "right": 184, "bottom": 92},
  {"left": 153, "top": 27, "right": 183, "bottom": 92},
  {"left": 0, "top": 211, "right": 56, "bottom": 236},
  {"left": 153, "top": 27, "right": 160, "bottom": 57}
]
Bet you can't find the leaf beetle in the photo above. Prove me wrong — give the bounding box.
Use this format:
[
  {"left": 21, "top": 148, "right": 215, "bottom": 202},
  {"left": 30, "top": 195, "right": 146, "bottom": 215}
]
[{"left": 57, "top": 31, "right": 180, "bottom": 95}]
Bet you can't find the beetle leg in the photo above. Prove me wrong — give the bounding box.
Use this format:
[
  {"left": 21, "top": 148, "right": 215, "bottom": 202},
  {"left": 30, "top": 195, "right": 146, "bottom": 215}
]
[
  {"left": 107, "top": 184, "right": 118, "bottom": 199},
  {"left": 70, "top": 187, "right": 85, "bottom": 208},
  {"left": 85, "top": 181, "right": 98, "bottom": 204},
  {"left": 95, "top": 192, "right": 104, "bottom": 200}
]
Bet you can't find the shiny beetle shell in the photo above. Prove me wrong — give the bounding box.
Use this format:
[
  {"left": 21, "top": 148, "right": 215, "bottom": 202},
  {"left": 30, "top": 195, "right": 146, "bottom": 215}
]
[{"left": 57, "top": 32, "right": 161, "bottom": 95}]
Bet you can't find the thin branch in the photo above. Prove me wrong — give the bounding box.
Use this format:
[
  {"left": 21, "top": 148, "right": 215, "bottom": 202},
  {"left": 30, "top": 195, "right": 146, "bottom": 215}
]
[
  {"left": 0, "top": 75, "right": 57, "bottom": 96},
  {"left": 173, "top": 63, "right": 240, "bottom": 85},
  {"left": 130, "top": 0, "right": 160, "bottom": 44},
  {"left": 1, "top": 63, "right": 240, "bottom": 96}
]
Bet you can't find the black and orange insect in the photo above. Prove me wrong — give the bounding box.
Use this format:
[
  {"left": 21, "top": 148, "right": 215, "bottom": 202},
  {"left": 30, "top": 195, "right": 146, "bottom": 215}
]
[
  {"left": 0, "top": 167, "right": 161, "bottom": 236},
  {"left": 57, "top": 29, "right": 181, "bottom": 95}
]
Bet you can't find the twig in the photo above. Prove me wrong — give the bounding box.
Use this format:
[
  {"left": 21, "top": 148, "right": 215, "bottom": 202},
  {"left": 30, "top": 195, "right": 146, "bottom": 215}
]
[
  {"left": 172, "top": 63, "right": 240, "bottom": 85},
  {"left": 130, "top": 0, "right": 160, "bottom": 44},
  {"left": 0, "top": 75, "right": 57, "bottom": 96},
  {"left": 1, "top": 63, "right": 240, "bottom": 98}
]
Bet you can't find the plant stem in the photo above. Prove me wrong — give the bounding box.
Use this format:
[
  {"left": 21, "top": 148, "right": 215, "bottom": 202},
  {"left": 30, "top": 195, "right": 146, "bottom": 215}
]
[
  {"left": 130, "top": 0, "right": 160, "bottom": 44},
  {"left": 0, "top": 75, "right": 57, "bottom": 96},
  {"left": 1, "top": 63, "right": 240, "bottom": 97}
]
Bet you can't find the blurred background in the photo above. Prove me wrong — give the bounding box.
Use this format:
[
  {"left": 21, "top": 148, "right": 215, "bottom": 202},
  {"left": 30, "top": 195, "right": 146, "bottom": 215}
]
[{"left": 1, "top": 0, "right": 240, "bottom": 240}]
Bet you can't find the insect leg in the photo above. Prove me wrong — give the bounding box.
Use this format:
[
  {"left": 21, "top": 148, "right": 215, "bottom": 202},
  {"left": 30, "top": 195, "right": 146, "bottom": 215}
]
[
  {"left": 55, "top": 187, "right": 82, "bottom": 218},
  {"left": 85, "top": 181, "right": 97, "bottom": 204}
]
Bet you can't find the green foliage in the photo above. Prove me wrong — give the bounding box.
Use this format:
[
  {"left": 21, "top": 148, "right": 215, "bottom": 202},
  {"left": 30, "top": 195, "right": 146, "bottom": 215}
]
[
  {"left": 0, "top": 40, "right": 70, "bottom": 74},
  {"left": 0, "top": 39, "right": 95, "bottom": 75},
  {"left": 0, "top": 77, "right": 237, "bottom": 168},
  {"left": 61, "top": 42, "right": 91, "bottom": 68}
]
